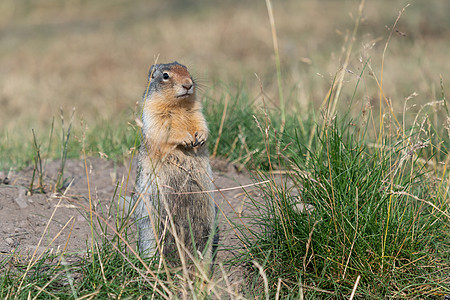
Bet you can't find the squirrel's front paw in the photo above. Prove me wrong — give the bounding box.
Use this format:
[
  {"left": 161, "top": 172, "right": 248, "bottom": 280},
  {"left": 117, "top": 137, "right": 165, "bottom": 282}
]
[
  {"left": 181, "top": 133, "right": 196, "bottom": 148},
  {"left": 180, "top": 131, "right": 207, "bottom": 148},
  {"left": 193, "top": 131, "right": 207, "bottom": 147}
]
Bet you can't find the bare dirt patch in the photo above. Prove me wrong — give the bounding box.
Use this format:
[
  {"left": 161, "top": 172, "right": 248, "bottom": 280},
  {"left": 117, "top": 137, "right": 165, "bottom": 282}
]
[{"left": 0, "top": 158, "right": 260, "bottom": 284}]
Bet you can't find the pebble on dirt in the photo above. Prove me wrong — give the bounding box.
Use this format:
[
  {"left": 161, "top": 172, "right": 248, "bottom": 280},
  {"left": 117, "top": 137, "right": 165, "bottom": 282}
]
[{"left": 14, "top": 190, "right": 28, "bottom": 209}]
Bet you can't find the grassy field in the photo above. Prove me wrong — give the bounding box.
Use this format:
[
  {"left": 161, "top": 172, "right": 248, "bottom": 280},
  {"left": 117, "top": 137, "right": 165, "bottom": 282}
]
[{"left": 0, "top": 0, "right": 449, "bottom": 298}]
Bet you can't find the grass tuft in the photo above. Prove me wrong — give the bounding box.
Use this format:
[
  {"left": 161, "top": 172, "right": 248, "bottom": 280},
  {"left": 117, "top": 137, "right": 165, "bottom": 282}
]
[{"left": 235, "top": 117, "right": 449, "bottom": 298}]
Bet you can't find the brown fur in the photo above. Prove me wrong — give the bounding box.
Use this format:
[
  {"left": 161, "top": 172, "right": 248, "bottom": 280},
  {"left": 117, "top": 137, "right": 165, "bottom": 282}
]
[{"left": 132, "top": 62, "right": 217, "bottom": 269}]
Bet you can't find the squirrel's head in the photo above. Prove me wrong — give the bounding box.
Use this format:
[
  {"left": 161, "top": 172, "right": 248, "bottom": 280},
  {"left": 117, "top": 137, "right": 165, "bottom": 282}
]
[{"left": 146, "top": 62, "right": 196, "bottom": 102}]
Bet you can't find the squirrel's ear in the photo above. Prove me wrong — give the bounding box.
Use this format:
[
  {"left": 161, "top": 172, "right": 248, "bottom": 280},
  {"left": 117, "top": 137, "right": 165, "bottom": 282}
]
[{"left": 148, "top": 64, "right": 158, "bottom": 80}]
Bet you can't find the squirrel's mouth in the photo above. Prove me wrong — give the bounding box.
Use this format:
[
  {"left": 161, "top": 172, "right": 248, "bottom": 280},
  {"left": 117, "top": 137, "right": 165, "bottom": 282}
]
[{"left": 176, "top": 92, "right": 193, "bottom": 99}]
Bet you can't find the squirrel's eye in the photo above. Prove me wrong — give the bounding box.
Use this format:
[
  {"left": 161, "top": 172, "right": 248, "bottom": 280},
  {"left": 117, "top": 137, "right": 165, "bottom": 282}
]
[{"left": 162, "top": 73, "right": 169, "bottom": 80}]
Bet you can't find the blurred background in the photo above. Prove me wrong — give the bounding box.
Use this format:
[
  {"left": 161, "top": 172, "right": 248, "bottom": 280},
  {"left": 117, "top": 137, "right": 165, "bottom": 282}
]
[{"left": 1, "top": 0, "right": 449, "bottom": 165}]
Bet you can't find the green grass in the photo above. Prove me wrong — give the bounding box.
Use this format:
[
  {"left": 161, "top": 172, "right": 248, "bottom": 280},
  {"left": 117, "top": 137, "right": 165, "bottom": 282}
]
[
  {"left": 204, "top": 84, "right": 316, "bottom": 170},
  {"left": 0, "top": 232, "right": 170, "bottom": 298},
  {"left": 234, "top": 116, "right": 449, "bottom": 298},
  {"left": 0, "top": 109, "right": 138, "bottom": 171}
]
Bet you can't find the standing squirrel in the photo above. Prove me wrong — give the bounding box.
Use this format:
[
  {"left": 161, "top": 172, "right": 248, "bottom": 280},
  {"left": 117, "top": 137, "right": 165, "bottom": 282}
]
[{"left": 132, "top": 61, "right": 218, "bottom": 268}]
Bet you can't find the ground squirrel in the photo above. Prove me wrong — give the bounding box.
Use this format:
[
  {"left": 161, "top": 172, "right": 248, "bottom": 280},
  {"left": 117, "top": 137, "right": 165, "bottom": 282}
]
[{"left": 132, "top": 62, "right": 218, "bottom": 268}]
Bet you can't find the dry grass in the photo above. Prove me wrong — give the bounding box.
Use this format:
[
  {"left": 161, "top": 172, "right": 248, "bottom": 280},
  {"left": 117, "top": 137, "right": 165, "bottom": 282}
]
[{"left": 0, "top": 0, "right": 449, "bottom": 134}]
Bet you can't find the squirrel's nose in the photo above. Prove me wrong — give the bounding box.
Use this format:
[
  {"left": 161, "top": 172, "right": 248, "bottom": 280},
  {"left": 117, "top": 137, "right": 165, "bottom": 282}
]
[{"left": 182, "top": 78, "right": 193, "bottom": 91}]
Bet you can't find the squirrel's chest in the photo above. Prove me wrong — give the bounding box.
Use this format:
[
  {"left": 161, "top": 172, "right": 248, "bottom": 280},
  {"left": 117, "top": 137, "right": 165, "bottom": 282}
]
[{"left": 155, "top": 111, "right": 194, "bottom": 132}]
